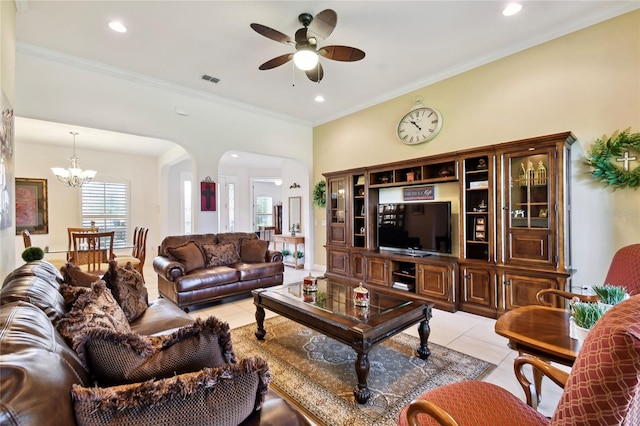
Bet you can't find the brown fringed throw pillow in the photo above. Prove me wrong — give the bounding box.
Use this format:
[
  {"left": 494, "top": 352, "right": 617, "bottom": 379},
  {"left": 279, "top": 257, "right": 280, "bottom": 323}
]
[
  {"left": 73, "top": 316, "right": 235, "bottom": 385},
  {"left": 202, "top": 242, "right": 239, "bottom": 267},
  {"left": 61, "top": 262, "right": 100, "bottom": 288},
  {"left": 166, "top": 241, "right": 205, "bottom": 273},
  {"left": 239, "top": 239, "right": 269, "bottom": 263},
  {"left": 102, "top": 260, "right": 148, "bottom": 322},
  {"left": 56, "top": 280, "right": 131, "bottom": 346},
  {"left": 72, "top": 357, "right": 270, "bottom": 426}
]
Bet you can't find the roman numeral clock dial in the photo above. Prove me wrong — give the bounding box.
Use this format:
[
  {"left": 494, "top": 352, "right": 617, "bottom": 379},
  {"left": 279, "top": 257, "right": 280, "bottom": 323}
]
[{"left": 396, "top": 104, "right": 443, "bottom": 145}]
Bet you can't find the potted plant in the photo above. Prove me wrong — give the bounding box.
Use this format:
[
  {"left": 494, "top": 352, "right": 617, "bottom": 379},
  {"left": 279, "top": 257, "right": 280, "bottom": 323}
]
[
  {"left": 21, "top": 246, "right": 45, "bottom": 262},
  {"left": 294, "top": 250, "right": 304, "bottom": 259},
  {"left": 592, "top": 284, "right": 628, "bottom": 308},
  {"left": 570, "top": 302, "right": 605, "bottom": 342},
  {"left": 280, "top": 249, "right": 290, "bottom": 260}
]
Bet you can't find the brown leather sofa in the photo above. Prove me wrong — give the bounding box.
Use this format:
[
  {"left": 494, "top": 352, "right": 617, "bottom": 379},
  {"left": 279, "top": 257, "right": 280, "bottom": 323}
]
[
  {"left": 0, "top": 260, "right": 309, "bottom": 426},
  {"left": 154, "top": 232, "right": 284, "bottom": 311}
]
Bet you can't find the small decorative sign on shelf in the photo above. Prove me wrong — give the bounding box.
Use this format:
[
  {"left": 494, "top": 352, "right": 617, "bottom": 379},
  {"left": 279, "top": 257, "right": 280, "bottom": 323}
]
[{"left": 403, "top": 185, "right": 434, "bottom": 201}]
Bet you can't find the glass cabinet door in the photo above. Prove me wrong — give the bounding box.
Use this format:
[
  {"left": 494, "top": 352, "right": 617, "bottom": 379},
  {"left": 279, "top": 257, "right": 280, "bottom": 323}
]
[
  {"left": 330, "top": 179, "right": 345, "bottom": 224},
  {"left": 327, "top": 177, "right": 347, "bottom": 245},
  {"left": 503, "top": 147, "right": 556, "bottom": 266},
  {"left": 508, "top": 152, "right": 551, "bottom": 229}
]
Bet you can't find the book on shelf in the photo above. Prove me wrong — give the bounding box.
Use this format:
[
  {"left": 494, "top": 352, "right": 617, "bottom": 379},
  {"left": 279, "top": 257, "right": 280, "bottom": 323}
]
[
  {"left": 392, "top": 281, "right": 415, "bottom": 291},
  {"left": 469, "top": 181, "right": 489, "bottom": 189}
]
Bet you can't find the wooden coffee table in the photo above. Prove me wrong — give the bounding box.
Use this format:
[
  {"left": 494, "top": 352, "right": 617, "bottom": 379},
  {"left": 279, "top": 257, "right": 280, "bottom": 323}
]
[{"left": 252, "top": 279, "right": 434, "bottom": 404}]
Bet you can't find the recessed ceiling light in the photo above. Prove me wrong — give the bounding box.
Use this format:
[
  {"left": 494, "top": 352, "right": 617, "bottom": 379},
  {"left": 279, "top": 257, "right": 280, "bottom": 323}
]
[
  {"left": 503, "top": 3, "right": 522, "bottom": 16},
  {"left": 108, "top": 21, "right": 127, "bottom": 33},
  {"left": 231, "top": 154, "right": 239, "bottom": 158},
  {"left": 315, "top": 95, "right": 325, "bottom": 103}
]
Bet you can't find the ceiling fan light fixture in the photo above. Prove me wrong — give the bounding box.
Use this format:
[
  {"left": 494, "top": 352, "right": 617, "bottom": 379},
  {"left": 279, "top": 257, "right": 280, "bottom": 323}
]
[
  {"left": 502, "top": 3, "right": 522, "bottom": 16},
  {"left": 293, "top": 49, "right": 318, "bottom": 71}
]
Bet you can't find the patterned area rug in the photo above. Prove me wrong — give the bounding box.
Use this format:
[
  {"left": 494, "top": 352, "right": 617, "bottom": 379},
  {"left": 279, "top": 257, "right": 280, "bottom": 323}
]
[{"left": 231, "top": 316, "right": 496, "bottom": 426}]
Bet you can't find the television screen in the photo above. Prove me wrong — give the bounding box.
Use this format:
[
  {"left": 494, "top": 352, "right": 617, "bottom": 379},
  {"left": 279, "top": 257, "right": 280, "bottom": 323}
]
[{"left": 377, "top": 201, "right": 452, "bottom": 255}]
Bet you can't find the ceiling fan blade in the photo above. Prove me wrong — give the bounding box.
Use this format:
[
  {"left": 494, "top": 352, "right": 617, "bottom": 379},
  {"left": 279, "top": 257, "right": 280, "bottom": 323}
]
[
  {"left": 250, "top": 23, "right": 294, "bottom": 45},
  {"left": 259, "top": 54, "right": 293, "bottom": 70},
  {"left": 319, "top": 45, "right": 365, "bottom": 62},
  {"left": 310, "top": 9, "right": 337, "bottom": 39},
  {"left": 305, "top": 63, "right": 324, "bottom": 82}
]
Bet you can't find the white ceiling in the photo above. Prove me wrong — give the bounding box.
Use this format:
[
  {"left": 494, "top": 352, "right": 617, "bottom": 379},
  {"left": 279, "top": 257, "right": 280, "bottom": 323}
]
[{"left": 14, "top": 0, "right": 639, "bottom": 157}]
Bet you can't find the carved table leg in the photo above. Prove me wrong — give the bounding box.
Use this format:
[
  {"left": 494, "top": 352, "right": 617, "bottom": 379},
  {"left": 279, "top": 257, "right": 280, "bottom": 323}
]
[
  {"left": 417, "top": 306, "right": 432, "bottom": 359},
  {"left": 353, "top": 351, "right": 371, "bottom": 404},
  {"left": 255, "top": 306, "right": 266, "bottom": 340}
]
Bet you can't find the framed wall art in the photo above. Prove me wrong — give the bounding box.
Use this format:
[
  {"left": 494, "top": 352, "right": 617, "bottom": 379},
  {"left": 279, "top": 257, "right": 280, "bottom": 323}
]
[{"left": 15, "top": 178, "right": 48, "bottom": 234}]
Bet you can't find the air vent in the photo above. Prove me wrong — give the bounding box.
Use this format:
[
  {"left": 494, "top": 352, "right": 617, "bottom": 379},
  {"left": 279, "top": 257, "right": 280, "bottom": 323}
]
[{"left": 201, "top": 74, "right": 220, "bottom": 83}]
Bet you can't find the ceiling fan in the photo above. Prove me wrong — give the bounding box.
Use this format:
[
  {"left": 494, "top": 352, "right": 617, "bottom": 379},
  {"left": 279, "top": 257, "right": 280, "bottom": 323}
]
[{"left": 250, "top": 9, "right": 365, "bottom": 82}]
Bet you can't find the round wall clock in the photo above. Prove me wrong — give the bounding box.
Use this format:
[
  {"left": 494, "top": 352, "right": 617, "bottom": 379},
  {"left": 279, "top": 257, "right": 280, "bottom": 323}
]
[{"left": 396, "top": 103, "right": 443, "bottom": 145}]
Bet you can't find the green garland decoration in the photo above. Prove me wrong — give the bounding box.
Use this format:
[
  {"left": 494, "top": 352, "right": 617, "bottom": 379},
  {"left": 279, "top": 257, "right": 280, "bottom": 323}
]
[
  {"left": 585, "top": 128, "right": 640, "bottom": 190},
  {"left": 313, "top": 180, "right": 326, "bottom": 208}
]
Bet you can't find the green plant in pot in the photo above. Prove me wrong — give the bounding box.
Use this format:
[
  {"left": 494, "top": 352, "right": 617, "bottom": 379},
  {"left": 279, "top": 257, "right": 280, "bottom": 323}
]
[
  {"left": 21, "top": 246, "right": 45, "bottom": 262},
  {"left": 592, "top": 284, "right": 628, "bottom": 306},
  {"left": 295, "top": 251, "right": 304, "bottom": 259},
  {"left": 280, "top": 249, "right": 291, "bottom": 257},
  {"left": 570, "top": 301, "right": 605, "bottom": 342}
]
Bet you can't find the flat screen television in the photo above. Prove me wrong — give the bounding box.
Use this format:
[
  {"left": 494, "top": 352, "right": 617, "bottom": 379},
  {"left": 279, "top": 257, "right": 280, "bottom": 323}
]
[{"left": 377, "top": 201, "right": 452, "bottom": 255}]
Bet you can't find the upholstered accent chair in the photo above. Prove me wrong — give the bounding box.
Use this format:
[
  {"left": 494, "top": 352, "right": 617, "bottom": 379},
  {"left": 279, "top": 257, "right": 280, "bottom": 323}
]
[
  {"left": 537, "top": 243, "right": 640, "bottom": 305},
  {"left": 399, "top": 295, "right": 640, "bottom": 426}
]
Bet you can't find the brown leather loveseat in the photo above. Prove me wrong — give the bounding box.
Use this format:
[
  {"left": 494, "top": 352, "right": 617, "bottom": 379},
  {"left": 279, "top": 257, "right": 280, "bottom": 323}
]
[
  {"left": 0, "top": 260, "right": 309, "bottom": 426},
  {"left": 153, "top": 232, "right": 284, "bottom": 311}
]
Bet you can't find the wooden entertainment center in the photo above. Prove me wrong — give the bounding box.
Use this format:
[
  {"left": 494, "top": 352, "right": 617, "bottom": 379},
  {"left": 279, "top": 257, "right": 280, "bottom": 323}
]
[{"left": 323, "top": 132, "right": 575, "bottom": 318}]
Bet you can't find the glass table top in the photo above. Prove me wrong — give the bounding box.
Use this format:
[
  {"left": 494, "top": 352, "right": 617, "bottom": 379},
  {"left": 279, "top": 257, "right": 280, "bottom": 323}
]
[{"left": 275, "top": 279, "right": 412, "bottom": 322}]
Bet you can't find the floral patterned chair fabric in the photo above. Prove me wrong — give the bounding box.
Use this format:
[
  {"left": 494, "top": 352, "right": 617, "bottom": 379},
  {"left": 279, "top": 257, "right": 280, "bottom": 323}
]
[{"left": 399, "top": 294, "right": 640, "bottom": 426}]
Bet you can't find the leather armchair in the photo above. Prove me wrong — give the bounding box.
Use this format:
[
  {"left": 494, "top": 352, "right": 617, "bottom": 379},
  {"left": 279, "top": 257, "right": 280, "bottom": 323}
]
[
  {"left": 537, "top": 243, "right": 640, "bottom": 305},
  {"left": 399, "top": 295, "right": 640, "bottom": 426}
]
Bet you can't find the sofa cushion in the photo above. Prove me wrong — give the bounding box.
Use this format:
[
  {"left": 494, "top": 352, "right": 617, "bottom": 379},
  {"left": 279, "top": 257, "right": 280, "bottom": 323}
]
[
  {"left": 202, "top": 242, "right": 240, "bottom": 267},
  {"left": 158, "top": 234, "right": 217, "bottom": 257},
  {"left": 71, "top": 357, "right": 270, "bottom": 426},
  {"left": 57, "top": 281, "right": 131, "bottom": 346},
  {"left": 102, "top": 260, "right": 148, "bottom": 322},
  {"left": 74, "top": 316, "right": 235, "bottom": 385},
  {"left": 0, "top": 275, "right": 67, "bottom": 322},
  {"left": 1, "top": 260, "right": 63, "bottom": 286},
  {"left": 240, "top": 239, "right": 269, "bottom": 263},
  {"left": 174, "top": 266, "right": 239, "bottom": 292},
  {"left": 129, "top": 298, "right": 194, "bottom": 336},
  {"left": 61, "top": 262, "right": 100, "bottom": 288},
  {"left": 167, "top": 241, "right": 205, "bottom": 273},
  {"left": 217, "top": 232, "right": 259, "bottom": 256},
  {"left": 234, "top": 262, "right": 285, "bottom": 282}
]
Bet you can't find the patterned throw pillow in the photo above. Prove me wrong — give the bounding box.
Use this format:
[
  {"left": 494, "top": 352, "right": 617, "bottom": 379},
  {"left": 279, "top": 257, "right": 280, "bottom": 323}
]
[
  {"left": 72, "top": 357, "right": 270, "bottom": 426},
  {"left": 202, "top": 243, "right": 239, "bottom": 267},
  {"left": 240, "top": 239, "right": 269, "bottom": 263},
  {"left": 102, "top": 260, "right": 148, "bottom": 322},
  {"left": 167, "top": 241, "right": 205, "bottom": 273},
  {"left": 59, "top": 283, "right": 92, "bottom": 310},
  {"left": 61, "top": 262, "right": 100, "bottom": 287},
  {"left": 73, "top": 316, "right": 235, "bottom": 385},
  {"left": 57, "top": 280, "right": 131, "bottom": 347}
]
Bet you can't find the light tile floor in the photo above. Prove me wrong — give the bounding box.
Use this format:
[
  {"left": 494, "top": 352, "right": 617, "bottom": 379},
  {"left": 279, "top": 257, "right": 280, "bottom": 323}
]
[{"left": 144, "top": 264, "right": 565, "bottom": 422}]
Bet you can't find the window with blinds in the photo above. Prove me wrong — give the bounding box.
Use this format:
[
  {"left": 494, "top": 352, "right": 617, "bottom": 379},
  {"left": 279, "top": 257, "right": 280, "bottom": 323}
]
[{"left": 81, "top": 181, "right": 129, "bottom": 248}]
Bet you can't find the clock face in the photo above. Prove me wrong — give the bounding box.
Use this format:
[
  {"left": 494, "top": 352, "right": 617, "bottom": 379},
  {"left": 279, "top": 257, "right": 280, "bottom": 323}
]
[{"left": 397, "top": 107, "right": 443, "bottom": 145}]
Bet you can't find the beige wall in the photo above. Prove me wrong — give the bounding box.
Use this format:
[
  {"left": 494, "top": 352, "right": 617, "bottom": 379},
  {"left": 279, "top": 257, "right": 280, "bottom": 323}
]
[{"left": 313, "top": 11, "right": 640, "bottom": 285}]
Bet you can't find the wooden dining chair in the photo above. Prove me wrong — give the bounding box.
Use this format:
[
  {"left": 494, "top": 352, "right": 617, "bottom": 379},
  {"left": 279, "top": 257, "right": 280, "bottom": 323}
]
[
  {"left": 114, "top": 227, "right": 148, "bottom": 280},
  {"left": 21, "top": 230, "right": 32, "bottom": 248},
  {"left": 67, "top": 227, "right": 97, "bottom": 260},
  {"left": 70, "top": 231, "right": 114, "bottom": 276}
]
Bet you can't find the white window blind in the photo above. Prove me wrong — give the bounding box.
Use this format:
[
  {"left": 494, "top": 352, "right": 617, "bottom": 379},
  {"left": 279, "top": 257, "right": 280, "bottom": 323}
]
[{"left": 81, "top": 181, "right": 128, "bottom": 248}]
